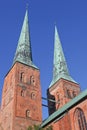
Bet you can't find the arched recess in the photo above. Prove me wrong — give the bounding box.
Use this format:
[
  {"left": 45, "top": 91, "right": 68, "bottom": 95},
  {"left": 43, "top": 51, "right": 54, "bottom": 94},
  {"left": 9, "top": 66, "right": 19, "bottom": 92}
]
[
  {"left": 21, "top": 90, "right": 25, "bottom": 97},
  {"left": 74, "top": 108, "right": 87, "bottom": 130},
  {"left": 20, "top": 72, "right": 25, "bottom": 82},
  {"left": 26, "top": 110, "right": 31, "bottom": 118},
  {"left": 30, "top": 75, "right": 35, "bottom": 86}
]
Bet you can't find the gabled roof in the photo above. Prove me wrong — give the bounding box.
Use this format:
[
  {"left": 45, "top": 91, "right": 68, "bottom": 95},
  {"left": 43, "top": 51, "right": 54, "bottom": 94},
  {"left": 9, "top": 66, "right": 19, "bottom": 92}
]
[{"left": 41, "top": 89, "right": 87, "bottom": 127}]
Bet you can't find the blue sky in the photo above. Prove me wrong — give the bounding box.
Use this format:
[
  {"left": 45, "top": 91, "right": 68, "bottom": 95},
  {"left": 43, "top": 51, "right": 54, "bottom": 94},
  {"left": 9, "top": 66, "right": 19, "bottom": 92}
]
[{"left": 0, "top": 0, "right": 87, "bottom": 119}]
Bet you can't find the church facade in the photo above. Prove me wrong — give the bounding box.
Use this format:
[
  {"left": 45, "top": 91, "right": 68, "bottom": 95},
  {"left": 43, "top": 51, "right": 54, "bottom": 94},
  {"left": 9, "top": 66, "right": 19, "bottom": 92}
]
[{"left": 0, "top": 9, "right": 87, "bottom": 130}]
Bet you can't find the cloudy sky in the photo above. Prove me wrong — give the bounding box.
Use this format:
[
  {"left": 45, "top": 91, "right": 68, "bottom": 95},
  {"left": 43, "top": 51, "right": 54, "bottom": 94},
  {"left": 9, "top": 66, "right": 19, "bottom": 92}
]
[{"left": 0, "top": 0, "right": 87, "bottom": 119}]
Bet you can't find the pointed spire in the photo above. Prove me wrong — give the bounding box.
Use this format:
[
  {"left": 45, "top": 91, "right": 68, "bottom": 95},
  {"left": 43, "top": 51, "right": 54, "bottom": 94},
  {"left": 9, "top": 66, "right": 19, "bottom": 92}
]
[
  {"left": 13, "top": 9, "right": 38, "bottom": 69},
  {"left": 49, "top": 26, "right": 76, "bottom": 87}
]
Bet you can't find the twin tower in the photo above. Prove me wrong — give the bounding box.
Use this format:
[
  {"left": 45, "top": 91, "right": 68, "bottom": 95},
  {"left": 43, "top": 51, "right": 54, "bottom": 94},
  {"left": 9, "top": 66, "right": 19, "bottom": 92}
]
[{"left": 0, "top": 9, "right": 80, "bottom": 130}]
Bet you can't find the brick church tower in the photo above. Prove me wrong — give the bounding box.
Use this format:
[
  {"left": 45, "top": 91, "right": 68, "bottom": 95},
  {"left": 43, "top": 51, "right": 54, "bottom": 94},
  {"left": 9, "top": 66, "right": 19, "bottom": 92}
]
[
  {"left": 40, "top": 25, "right": 87, "bottom": 130},
  {"left": 0, "top": 9, "right": 42, "bottom": 130},
  {"left": 47, "top": 26, "right": 81, "bottom": 115}
]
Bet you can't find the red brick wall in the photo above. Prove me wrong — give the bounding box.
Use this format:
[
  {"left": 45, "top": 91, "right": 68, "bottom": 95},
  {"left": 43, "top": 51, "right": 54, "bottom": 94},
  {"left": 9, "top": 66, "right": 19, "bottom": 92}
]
[
  {"left": 0, "top": 62, "right": 42, "bottom": 130},
  {"left": 45, "top": 97, "right": 87, "bottom": 130},
  {"left": 47, "top": 79, "right": 80, "bottom": 115},
  {"left": 69, "top": 99, "right": 87, "bottom": 130}
]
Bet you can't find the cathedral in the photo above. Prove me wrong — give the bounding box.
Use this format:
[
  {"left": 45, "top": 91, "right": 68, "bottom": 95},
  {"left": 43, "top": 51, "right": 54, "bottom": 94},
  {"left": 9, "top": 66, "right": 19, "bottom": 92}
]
[{"left": 0, "top": 9, "right": 87, "bottom": 130}]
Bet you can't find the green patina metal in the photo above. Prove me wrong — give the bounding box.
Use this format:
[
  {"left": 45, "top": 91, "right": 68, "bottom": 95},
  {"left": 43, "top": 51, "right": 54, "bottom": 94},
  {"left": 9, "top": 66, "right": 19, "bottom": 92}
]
[
  {"left": 13, "top": 9, "right": 38, "bottom": 69},
  {"left": 41, "top": 89, "right": 87, "bottom": 127},
  {"left": 49, "top": 26, "right": 76, "bottom": 87}
]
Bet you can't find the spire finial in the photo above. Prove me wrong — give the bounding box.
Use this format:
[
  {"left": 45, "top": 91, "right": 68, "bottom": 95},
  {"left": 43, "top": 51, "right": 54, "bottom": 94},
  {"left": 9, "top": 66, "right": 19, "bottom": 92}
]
[
  {"left": 26, "top": 3, "right": 29, "bottom": 10},
  {"left": 54, "top": 21, "right": 56, "bottom": 26}
]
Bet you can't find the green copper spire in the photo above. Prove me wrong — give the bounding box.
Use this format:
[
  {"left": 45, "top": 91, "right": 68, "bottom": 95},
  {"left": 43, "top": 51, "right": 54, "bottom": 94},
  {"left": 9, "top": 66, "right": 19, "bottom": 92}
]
[
  {"left": 13, "top": 9, "right": 38, "bottom": 69},
  {"left": 49, "top": 26, "right": 76, "bottom": 87}
]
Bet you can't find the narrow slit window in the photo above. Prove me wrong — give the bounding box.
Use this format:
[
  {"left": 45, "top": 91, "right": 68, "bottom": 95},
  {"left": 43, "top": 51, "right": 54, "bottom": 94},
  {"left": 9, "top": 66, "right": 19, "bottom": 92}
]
[
  {"left": 20, "top": 72, "right": 24, "bottom": 82},
  {"left": 30, "top": 76, "right": 35, "bottom": 85},
  {"left": 67, "top": 89, "right": 72, "bottom": 99},
  {"left": 73, "top": 91, "right": 77, "bottom": 97},
  {"left": 21, "top": 90, "right": 25, "bottom": 97}
]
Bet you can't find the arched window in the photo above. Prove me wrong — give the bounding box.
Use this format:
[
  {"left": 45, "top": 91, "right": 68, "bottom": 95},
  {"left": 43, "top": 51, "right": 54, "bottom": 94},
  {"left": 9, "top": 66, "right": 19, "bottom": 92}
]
[
  {"left": 20, "top": 72, "right": 24, "bottom": 82},
  {"left": 30, "top": 76, "right": 35, "bottom": 86},
  {"left": 56, "top": 92, "right": 60, "bottom": 101},
  {"left": 31, "top": 92, "right": 36, "bottom": 99},
  {"left": 26, "top": 110, "right": 31, "bottom": 118},
  {"left": 56, "top": 92, "right": 60, "bottom": 109},
  {"left": 67, "top": 89, "right": 72, "bottom": 99},
  {"left": 74, "top": 108, "right": 87, "bottom": 130},
  {"left": 21, "top": 90, "right": 25, "bottom": 97},
  {"left": 73, "top": 91, "right": 77, "bottom": 97}
]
